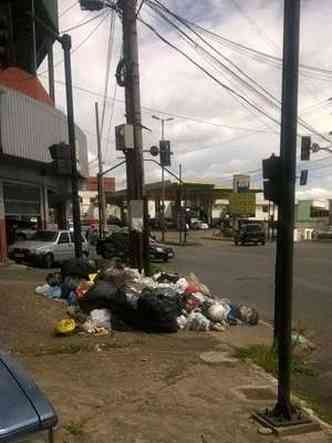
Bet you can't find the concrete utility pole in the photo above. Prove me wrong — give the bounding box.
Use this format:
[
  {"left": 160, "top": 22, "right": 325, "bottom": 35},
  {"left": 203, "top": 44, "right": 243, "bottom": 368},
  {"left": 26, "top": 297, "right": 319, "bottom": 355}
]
[
  {"left": 120, "top": 0, "right": 145, "bottom": 270},
  {"left": 152, "top": 115, "right": 174, "bottom": 242},
  {"left": 95, "top": 102, "right": 106, "bottom": 239}
]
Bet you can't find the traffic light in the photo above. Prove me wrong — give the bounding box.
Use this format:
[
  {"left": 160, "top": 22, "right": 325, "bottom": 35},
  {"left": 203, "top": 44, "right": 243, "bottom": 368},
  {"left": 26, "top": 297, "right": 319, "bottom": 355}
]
[
  {"left": 0, "top": 5, "right": 11, "bottom": 69},
  {"left": 49, "top": 143, "right": 73, "bottom": 176},
  {"left": 301, "top": 136, "right": 311, "bottom": 161},
  {"left": 262, "top": 154, "right": 281, "bottom": 205},
  {"left": 300, "top": 169, "right": 308, "bottom": 186},
  {"left": 159, "top": 140, "right": 171, "bottom": 167},
  {"left": 79, "top": 0, "right": 104, "bottom": 11}
]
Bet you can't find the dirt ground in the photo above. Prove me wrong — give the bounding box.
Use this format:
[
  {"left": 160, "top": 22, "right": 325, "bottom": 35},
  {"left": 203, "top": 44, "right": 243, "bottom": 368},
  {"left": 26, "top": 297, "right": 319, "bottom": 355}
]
[{"left": 0, "top": 267, "right": 311, "bottom": 443}]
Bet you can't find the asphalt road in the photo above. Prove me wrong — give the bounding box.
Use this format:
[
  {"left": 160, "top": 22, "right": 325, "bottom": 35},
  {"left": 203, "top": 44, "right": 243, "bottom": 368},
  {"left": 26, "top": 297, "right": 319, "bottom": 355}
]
[{"left": 172, "top": 237, "right": 332, "bottom": 419}]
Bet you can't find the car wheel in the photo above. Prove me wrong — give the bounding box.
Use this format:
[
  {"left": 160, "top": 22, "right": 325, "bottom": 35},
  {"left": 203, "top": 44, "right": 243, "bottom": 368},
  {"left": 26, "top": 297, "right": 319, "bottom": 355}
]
[
  {"left": 262, "top": 241, "right": 266, "bottom": 246},
  {"left": 16, "top": 234, "right": 26, "bottom": 242},
  {"left": 234, "top": 241, "right": 238, "bottom": 246},
  {"left": 43, "top": 253, "right": 54, "bottom": 269}
]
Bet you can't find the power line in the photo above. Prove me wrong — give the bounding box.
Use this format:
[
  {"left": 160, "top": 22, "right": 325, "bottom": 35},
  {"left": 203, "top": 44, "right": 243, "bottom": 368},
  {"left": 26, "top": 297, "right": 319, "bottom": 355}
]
[
  {"left": 61, "top": 10, "right": 107, "bottom": 33},
  {"left": 146, "top": 0, "right": 332, "bottom": 144},
  {"left": 38, "top": 12, "right": 110, "bottom": 75},
  {"left": 186, "top": 20, "right": 332, "bottom": 79},
  {"left": 138, "top": 17, "right": 282, "bottom": 128},
  {"left": 59, "top": 1, "right": 78, "bottom": 18},
  {"left": 228, "top": 0, "right": 280, "bottom": 52},
  {"left": 39, "top": 75, "right": 279, "bottom": 134},
  {"left": 147, "top": 0, "right": 282, "bottom": 129},
  {"left": 101, "top": 11, "right": 116, "bottom": 136}
]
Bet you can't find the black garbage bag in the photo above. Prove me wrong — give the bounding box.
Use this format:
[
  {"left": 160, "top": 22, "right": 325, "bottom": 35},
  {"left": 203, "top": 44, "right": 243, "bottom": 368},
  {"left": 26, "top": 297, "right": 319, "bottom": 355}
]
[
  {"left": 61, "top": 258, "right": 97, "bottom": 280},
  {"left": 61, "top": 276, "right": 81, "bottom": 299},
  {"left": 46, "top": 272, "right": 63, "bottom": 287},
  {"left": 135, "top": 289, "right": 181, "bottom": 333},
  {"left": 78, "top": 281, "right": 119, "bottom": 313}
]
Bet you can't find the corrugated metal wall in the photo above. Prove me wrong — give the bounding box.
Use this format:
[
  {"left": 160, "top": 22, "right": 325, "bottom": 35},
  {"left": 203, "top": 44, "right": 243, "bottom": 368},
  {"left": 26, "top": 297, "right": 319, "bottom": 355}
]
[{"left": 0, "top": 86, "right": 89, "bottom": 177}]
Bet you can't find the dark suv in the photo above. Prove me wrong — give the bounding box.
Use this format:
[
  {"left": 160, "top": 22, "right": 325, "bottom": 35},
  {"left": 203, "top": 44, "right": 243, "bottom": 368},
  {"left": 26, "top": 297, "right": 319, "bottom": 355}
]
[{"left": 234, "top": 223, "right": 266, "bottom": 246}]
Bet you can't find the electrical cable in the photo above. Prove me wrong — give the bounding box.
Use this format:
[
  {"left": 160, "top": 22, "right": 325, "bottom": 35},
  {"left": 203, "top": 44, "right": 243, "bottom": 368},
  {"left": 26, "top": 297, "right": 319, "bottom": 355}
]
[
  {"left": 59, "top": 1, "right": 78, "bottom": 18},
  {"left": 39, "top": 75, "right": 279, "bottom": 134},
  {"left": 146, "top": 0, "right": 332, "bottom": 144},
  {"left": 61, "top": 9, "right": 107, "bottom": 33},
  {"left": 186, "top": 20, "right": 332, "bottom": 79},
  {"left": 136, "top": 0, "right": 146, "bottom": 17},
  {"left": 38, "top": 12, "right": 110, "bottom": 75},
  {"left": 138, "top": 17, "right": 282, "bottom": 128},
  {"left": 100, "top": 11, "right": 116, "bottom": 136},
  {"left": 146, "top": 0, "right": 281, "bottom": 133}
]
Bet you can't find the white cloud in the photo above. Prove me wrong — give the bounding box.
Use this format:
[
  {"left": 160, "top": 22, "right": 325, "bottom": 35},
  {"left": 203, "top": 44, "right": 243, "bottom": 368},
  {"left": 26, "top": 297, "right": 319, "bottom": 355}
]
[{"left": 39, "top": 0, "right": 332, "bottom": 200}]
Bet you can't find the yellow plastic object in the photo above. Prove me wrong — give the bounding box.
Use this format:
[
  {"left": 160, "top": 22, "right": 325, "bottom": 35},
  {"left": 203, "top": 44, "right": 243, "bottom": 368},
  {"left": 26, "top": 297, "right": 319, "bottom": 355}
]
[
  {"left": 55, "top": 319, "right": 76, "bottom": 335},
  {"left": 89, "top": 273, "right": 98, "bottom": 283}
]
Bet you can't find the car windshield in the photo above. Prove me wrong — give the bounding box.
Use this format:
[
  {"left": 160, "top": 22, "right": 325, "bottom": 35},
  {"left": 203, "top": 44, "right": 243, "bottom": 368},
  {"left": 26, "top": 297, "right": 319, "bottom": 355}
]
[{"left": 31, "top": 231, "right": 58, "bottom": 242}]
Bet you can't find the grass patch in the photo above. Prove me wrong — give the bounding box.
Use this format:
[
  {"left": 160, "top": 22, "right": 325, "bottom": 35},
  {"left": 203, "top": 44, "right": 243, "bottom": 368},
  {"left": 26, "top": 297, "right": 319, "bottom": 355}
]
[
  {"left": 64, "top": 421, "right": 84, "bottom": 437},
  {"left": 235, "top": 344, "right": 316, "bottom": 377},
  {"left": 235, "top": 344, "right": 332, "bottom": 425}
]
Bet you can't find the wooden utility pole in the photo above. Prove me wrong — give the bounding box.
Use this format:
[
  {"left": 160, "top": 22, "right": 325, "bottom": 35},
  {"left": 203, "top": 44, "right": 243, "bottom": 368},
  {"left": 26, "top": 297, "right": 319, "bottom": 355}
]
[{"left": 120, "top": 0, "right": 145, "bottom": 270}]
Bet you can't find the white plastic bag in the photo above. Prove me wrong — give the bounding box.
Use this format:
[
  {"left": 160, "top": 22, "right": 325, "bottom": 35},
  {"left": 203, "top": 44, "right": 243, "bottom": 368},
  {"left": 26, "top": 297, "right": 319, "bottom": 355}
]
[
  {"left": 35, "top": 284, "right": 50, "bottom": 296},
  {"left": 90, "top": 309, "right": 112, "bottom": 329},
  {"left": 184, "top": 312, "right": 210, "bottom": 331},
  {"left": 207, "top": 303, "right": 230, "bottom": 323}
]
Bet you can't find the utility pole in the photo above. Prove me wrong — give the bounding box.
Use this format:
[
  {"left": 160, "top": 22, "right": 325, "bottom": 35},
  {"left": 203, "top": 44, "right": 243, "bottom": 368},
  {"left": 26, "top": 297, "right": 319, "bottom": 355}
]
[
  {"left": 62, "top": 34, "right": 83, "bottom": 258},
  {"left": 95, "top": 102, "right": 106, "bottom": 239},
  {"left": 121, "top": 0, "right": 145, "bottom": 271},
  {"left": 178, "top": 163, "right": 182, "bottom": 245},
  {"left": 152, "top": 115, "right": 174, "bottom": 242},
  {"left": 257, "top": 0, "right": 305, "bottom": 428}
]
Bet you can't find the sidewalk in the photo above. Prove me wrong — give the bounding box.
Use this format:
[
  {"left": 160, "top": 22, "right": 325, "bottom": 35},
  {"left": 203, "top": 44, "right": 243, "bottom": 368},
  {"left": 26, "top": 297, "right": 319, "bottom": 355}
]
[{"left": 0, "top": 270, "right": 330, "bottom": 443}]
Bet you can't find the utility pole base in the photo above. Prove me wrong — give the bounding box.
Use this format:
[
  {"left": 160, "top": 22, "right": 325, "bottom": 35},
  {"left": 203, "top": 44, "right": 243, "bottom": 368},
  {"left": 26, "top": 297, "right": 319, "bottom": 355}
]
[{"left": 253, "top": 409, "right": 320, "bottom": 437}]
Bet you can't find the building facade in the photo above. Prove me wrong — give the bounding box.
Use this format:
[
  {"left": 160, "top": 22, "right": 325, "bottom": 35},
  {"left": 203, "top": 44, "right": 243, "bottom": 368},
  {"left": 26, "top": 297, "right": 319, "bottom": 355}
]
[{"left": 0, "top": 1, "right": 89, "bottom": 261}]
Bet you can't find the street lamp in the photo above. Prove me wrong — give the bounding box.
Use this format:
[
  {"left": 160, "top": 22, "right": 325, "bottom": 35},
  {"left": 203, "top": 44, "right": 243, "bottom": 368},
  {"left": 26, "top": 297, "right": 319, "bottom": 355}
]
[
  {"left": 152, "top": 115, "right": 174, "bottom": 241},
  {"left": 152, "top": 115, "right": 174, "bottom": 140}
]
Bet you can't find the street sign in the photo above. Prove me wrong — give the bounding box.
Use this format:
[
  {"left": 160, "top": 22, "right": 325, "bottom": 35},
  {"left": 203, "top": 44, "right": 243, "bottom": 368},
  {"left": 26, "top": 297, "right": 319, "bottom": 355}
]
[
  {"left": 150, "top": 145, "right": 159, "bottom": 157},
  {"left": 229, "top": 192, "right": 256, "bottom": 217}
]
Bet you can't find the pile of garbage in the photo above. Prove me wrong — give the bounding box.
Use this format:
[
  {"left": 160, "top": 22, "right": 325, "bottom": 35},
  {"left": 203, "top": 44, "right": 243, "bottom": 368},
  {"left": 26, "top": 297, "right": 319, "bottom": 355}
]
[{"left": 35, "top": 259, "right": 259, "bottom": 336}]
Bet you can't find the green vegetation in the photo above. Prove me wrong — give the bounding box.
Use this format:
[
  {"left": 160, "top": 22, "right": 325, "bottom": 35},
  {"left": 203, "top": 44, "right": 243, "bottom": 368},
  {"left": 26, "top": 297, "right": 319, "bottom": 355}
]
[{"left": 235, "top": 344, "right": 316, "bottom": 377}]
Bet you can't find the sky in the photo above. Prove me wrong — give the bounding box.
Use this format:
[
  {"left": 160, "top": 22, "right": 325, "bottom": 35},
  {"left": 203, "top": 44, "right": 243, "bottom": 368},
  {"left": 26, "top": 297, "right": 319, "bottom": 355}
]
[{"left": 38, "top": 0, "right": 332, "bottom": 200}]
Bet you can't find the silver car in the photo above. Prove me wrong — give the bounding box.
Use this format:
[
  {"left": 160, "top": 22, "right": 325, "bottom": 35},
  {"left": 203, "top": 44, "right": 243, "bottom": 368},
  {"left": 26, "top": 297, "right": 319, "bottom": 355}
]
[{"left": 8, "top": 230, "right": 89, "bottom": 268}]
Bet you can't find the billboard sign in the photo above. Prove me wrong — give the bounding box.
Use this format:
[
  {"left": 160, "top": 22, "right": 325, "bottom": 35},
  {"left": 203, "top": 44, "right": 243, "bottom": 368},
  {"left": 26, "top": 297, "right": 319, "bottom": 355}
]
[
  {"left": 229, "top": 192, "right": 256, "bottom": 217},
  {"left": 233, "top": 175, "right": 250, "bottom": 193}
]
